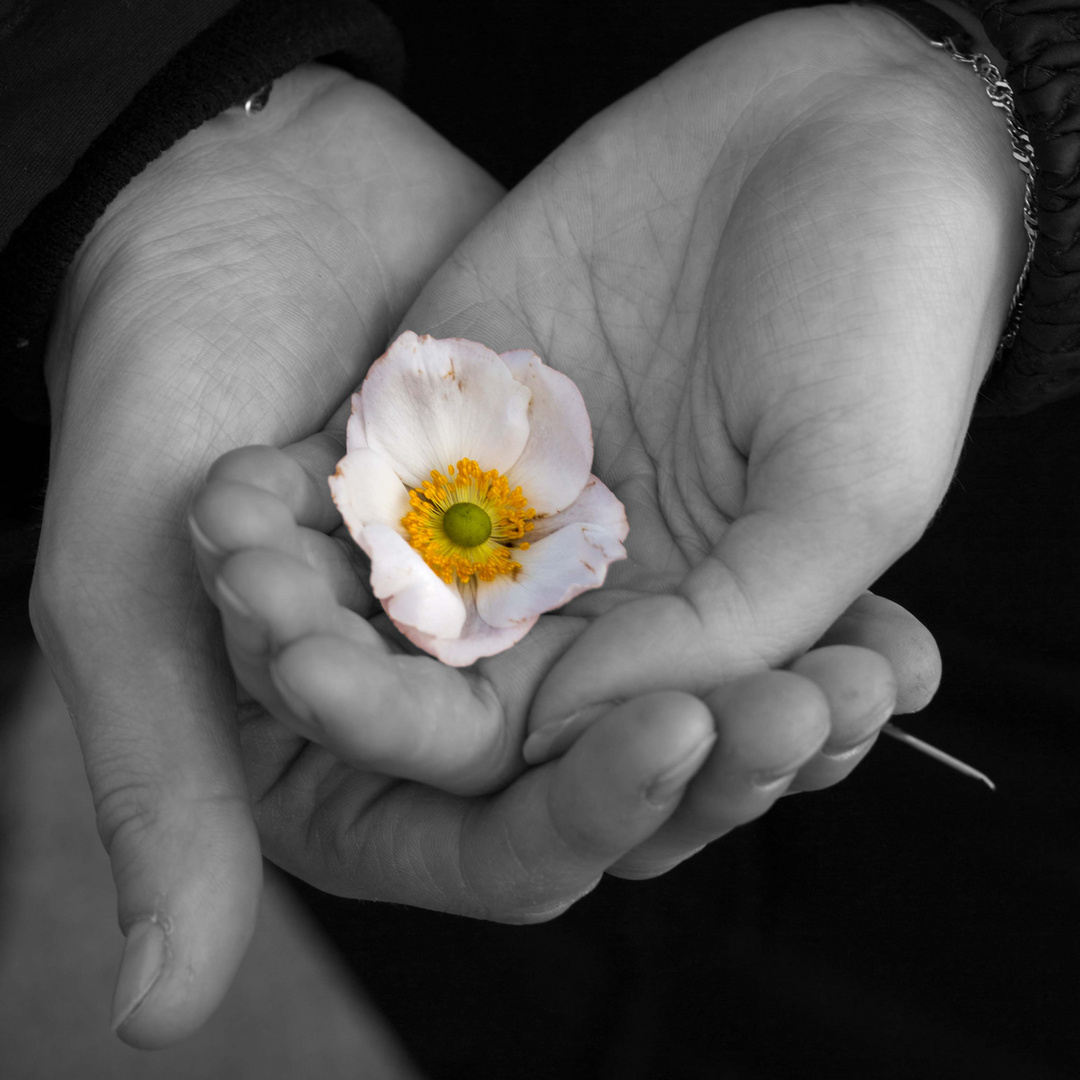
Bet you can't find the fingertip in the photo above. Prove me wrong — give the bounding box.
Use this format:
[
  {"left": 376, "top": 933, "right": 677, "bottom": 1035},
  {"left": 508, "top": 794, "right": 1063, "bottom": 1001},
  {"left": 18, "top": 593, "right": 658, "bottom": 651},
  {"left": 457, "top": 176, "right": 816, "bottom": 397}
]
[
  {"left": 790, "top": 644, "right": 897, "bottom": 748},
  {"left": 206, "top": 444, "right": 285, "bottom": 483},
  {"left": 706, "top": 670, "right": 831, "bottom": 775},
  {"left": 599, "top": 675, "right": 828, "bottom": 874},
  {"left": 110, "top": 803, "right": 263, "bottom": 1048},
  {"left": 818, "top": 593, "right": 941, "bottom": 714},
  {"left": 207, "top": 439, "right": 343, "bottom": 532},
  {"left": 548, "top": 691, "right": 717, "bottom": 853},
  {"left": 191, "top": 480, "right": 299, "bottom": 559}
]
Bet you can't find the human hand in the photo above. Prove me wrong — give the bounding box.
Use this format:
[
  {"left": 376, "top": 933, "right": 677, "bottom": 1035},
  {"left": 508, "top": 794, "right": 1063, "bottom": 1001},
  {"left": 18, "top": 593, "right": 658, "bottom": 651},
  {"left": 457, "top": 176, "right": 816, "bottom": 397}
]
[
  {"left": 187, "top": 441, "right": 926, "bottom": 910},
  {"left": 190, "top": 3, "right": 1024, "bottom": 881},
  {"left": 407, "top": 9, "right": 1025, "bottom": 769},
  {"left": 411, "top": 3, "right": 1026, "bottom": 869},
  {"left": 28, "top": 67, "right": 501, "bottom": 1047}
]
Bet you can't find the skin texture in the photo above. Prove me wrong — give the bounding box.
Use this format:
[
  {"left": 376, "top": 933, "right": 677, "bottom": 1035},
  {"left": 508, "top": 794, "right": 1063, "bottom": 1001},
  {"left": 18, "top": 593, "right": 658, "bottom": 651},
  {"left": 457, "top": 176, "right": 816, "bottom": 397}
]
[{"left": 29, "top": 1, "right": 1023, "bottom": 1050}]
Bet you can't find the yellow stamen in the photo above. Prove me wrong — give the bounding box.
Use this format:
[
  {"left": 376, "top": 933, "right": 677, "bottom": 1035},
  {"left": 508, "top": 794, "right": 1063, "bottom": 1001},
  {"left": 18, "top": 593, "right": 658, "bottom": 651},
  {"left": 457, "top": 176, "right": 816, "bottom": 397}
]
[{"left": 401, "top": 458, "right": 536, "bottom": 584}]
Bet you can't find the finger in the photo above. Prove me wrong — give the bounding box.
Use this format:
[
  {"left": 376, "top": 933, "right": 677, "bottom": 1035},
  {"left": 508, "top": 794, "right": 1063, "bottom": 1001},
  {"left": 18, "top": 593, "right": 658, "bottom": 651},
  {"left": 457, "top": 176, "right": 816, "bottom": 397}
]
[
  {"left": 214, "top": 542, "right": 377, "bottom": 691},
  {"left": 607, "top": 671, "right": 828, "bottom": 879},
  {"left": 215, "top": 545, "right": 518, "bottom": 793},
  {"left": 190, "top": 436, "right": 350, "bottom": 590},
  {"left": 257, "top": 691, "right": 715, "bottom": 920},
  {"left": 29, "top": 553, "right": 262, "bottom": 1050},
  {"left": 206, "top": 436, "right": 344, "bottom": 531},
  {"left": 190, "top": 478, "right": 373, "bottom": 614},
  {"left": 189, "top": 479, "right": 308, "bottom": 600},
  {"left": 268, "top": 632, "right": 521, "bottom": 795},
  {"left": 813, "top": 592, "right": 941, "bottom": 714},
  {"left": 784, "top": 644, "right": 896, "bottom": 793}
]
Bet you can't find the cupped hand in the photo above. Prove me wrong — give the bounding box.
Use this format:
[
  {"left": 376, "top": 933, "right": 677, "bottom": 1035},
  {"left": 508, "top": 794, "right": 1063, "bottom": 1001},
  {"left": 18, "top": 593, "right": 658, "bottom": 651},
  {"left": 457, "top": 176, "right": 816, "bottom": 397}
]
[
  {"left": 188, "top": 442, "right": 923, "bottom": 906},
  {"left": 191, "top": 4, "right": 1025, "bottom": 885},
  {"left": 183, "top": 5, "right": 996, "bottom": 915},
  {"left": 404, "top": 9, "right": 1025, "bottom": 784},
  {"left": 28, "top": 67, "right": 501, "bottom": 1047},
  {"left": 408, "top": 4, "right": 1027, "bottom": 870}
]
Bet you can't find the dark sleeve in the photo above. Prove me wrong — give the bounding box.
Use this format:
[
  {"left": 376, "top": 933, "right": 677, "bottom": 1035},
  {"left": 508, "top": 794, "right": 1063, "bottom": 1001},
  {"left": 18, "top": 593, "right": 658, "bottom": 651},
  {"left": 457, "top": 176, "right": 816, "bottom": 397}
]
[
  {"left": 0, "top": 0, "right": 404, "bottom": 424},
  {"left": 955, "top": 0, "right": 1080, "bottom": 414}
]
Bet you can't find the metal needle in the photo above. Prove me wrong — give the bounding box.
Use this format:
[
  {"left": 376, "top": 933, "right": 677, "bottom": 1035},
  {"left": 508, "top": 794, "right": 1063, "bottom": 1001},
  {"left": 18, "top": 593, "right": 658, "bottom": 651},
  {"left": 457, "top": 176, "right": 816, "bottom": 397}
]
[{"left": 881, "top": 724, "right": 996, "bottom": 791}]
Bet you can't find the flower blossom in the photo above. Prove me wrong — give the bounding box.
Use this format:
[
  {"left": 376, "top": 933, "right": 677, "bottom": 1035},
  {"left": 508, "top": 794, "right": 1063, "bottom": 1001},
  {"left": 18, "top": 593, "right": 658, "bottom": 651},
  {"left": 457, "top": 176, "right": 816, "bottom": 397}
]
[{"left": 329, "top": 332, "right": 628, "bottom": 666}]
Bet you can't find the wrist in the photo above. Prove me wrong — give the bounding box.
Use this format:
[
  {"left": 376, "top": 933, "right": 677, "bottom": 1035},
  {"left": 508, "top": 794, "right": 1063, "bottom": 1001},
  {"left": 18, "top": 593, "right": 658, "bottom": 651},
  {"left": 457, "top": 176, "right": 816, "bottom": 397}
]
[
  {"left": 921, "top": 0, "right": 1007, "bottom": 70},
  {"left": 838, "top": 2, "right": 1030, "bottom": 370}
]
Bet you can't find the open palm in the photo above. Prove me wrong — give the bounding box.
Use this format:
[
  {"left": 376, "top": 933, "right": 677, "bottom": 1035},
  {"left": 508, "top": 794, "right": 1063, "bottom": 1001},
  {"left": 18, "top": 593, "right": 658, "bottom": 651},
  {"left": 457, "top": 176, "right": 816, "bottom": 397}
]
[{"left": 413, "top": 4, "right": 1028, "bottom": 737}]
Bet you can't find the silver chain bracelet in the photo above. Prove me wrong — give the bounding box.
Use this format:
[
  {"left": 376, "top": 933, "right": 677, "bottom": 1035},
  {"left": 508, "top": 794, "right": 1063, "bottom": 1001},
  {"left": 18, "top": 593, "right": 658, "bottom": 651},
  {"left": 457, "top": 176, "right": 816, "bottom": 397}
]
[
  {"left": 859, "top": 2, "right": 1038, "bottom": 364},
  {"left": 933, "top": 38, "right": 1038, "bottom": 361}
]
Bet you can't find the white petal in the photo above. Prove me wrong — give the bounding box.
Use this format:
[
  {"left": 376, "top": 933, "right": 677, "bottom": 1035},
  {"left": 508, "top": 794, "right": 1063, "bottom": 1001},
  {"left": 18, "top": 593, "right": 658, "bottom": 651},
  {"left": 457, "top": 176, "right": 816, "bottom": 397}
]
[
  {"left": 401, "top": 595, "right": 538, "bottom": 667},
  {"left": 361, "top": 332, "right": 531, "bottom": 489},
  {"left": 476, "top": 488, "right": 628, "bottom": 630},
  {"left": 527, "top": 474, "right": 629, "bottom": 542},
  {"left": 329, "top": 449, "right": 411, "bottom": 539},
  {"left": 501, "top": 349, "right": 593, "bottom": 515},
  {"left": 359, "top": 523, "right": 466, "bottom": 639},
  {"left": 345, "top": 392, "right": 368, "bottom": 451}
]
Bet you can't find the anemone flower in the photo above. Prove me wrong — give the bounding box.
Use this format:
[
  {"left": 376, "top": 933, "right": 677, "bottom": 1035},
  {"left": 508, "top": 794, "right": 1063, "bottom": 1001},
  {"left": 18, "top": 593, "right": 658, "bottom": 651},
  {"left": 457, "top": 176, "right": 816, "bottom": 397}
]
[{"left": 329, "top": 332, "right": 628, "bottom": 666}]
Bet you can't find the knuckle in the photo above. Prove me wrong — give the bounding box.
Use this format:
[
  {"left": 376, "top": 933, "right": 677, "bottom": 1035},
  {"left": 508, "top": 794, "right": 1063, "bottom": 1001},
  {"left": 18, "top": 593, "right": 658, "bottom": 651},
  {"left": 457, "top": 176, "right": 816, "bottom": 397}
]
[{"left": 91, "top": 769, "right": 168, "bottom": 864}]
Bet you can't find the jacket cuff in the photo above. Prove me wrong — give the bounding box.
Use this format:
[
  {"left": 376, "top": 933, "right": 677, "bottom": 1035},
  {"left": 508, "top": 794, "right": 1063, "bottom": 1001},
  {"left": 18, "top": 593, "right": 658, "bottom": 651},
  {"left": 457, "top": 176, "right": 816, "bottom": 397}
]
[
  {"left": 961, "top": 1, "right": 1080, "bottom": 413},
  {"left": 0, "top": 0, "right": 403, "bottom": 423}
]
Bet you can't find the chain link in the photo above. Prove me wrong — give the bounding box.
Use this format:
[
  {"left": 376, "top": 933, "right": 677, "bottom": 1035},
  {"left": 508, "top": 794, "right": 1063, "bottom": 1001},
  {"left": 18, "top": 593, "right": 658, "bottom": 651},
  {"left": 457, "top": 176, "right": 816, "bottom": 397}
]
[{"left": 932, "top": 36, "right": 1038, "bottom": 362}]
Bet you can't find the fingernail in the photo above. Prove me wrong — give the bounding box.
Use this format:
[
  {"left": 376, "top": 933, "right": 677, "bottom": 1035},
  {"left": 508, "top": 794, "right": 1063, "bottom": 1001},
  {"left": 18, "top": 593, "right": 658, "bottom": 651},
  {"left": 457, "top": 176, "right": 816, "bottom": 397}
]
[
  {"left": 646, "top": 733, "right": 717, "bottom": 806},
  {"left": 188, "top": 514, "right": 226, "bottom": 558},
  {"left": 215, "top": 579, "right": 269, "bottom": 655},
  {"left": 752, "top": 753, "right": 818, "bottom": 791},
  {"left": 820, "top": 702, "right": 893, "bottom": 760},
  {"left": 522, "top": 702, "right": 617, "bottom": 765},
  {"left": 820, "top": 734, "right": 876, "bottom": 762},
  {"left": 111, "top": 919, "right": 167, "bottom": 1032},
  {"left": 751, "top": 739, "right": 826, "bottom": 790},
  {"left": 751, "top": 769, "right": 799, "bottom": 793},
  {"left": 269, "top": 665, "right": 315, "bottom": 726}
]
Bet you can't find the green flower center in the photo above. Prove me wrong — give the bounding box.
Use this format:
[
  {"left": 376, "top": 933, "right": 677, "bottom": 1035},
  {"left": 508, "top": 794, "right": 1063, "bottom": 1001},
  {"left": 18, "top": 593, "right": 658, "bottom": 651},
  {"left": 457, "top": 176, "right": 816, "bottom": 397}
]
[{"left": 441, "top": 501, "right": 493, "bottom": 548}]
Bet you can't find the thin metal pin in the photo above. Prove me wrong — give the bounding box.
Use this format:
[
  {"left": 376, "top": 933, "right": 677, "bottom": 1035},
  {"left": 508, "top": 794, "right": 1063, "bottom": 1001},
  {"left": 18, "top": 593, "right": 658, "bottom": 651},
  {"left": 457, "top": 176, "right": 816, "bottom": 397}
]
[{"left": 882, "top": 724, "right": 996, "bottom": 791}]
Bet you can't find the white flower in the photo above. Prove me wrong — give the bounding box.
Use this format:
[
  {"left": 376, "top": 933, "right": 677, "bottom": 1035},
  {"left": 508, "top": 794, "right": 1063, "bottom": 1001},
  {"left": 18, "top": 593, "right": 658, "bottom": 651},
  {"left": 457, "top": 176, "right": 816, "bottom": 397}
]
[{"left": 329, "top": 332, "right": 628, "bottom": 666}]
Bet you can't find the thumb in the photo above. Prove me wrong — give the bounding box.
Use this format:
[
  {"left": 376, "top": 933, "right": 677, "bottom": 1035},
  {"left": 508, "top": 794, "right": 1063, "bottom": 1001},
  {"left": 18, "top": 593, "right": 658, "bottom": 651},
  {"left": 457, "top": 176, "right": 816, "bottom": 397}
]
[{"left": 30, "top": 547, "right": 262, "bottom": 1048}]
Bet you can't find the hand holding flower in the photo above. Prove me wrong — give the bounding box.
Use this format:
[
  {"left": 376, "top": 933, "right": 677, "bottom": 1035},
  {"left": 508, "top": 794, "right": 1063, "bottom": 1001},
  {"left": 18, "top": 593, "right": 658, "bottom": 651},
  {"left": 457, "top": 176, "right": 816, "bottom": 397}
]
[
  {"left": 189, "top": 330, "right": 922, "bottom": 894},
  {"left": 197, "top": 3, "right": 1022, "bottom": 884}
]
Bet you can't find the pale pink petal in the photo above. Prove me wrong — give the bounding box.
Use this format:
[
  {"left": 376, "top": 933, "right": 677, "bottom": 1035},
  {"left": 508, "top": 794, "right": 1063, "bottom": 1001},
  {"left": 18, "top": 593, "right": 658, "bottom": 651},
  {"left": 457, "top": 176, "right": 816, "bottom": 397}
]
[
  {"left": 527, "top": 474, "right": 629, "bottom": 542},
  {"left": 500, "top": 349, "right": 593, "bottom": 515},
  {"left": 401, "top": 594, "right": 538, "bottom": 667},
  {"left": 329, "top": 448, "right": 411, "bottom": 538},
  {"left": 361, "top": 332, "right": 531, "bottom": 489},
  {"left": 476, "top": 495, "right": 628, "bottom": 630},
  {"left": 358, "top": 523, "right": 465, "bottom": 639},
  {"left": 345, "top": 392, "right": 368, "bottom": 451}
]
